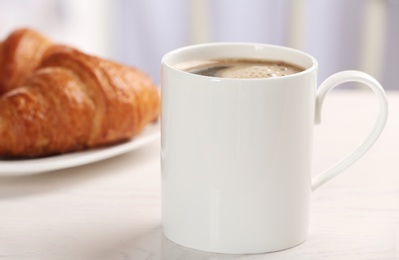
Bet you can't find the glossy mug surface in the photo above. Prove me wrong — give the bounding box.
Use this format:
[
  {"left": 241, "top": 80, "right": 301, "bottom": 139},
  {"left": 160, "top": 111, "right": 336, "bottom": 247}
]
[{"left": 160, "top": 43, "right": 388, "bottom": 254}]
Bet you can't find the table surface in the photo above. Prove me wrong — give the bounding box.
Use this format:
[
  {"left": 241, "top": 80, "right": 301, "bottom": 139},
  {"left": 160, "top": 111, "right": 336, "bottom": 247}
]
[{"left": 0, "top": 90, "right": 398, "bottom": 260}]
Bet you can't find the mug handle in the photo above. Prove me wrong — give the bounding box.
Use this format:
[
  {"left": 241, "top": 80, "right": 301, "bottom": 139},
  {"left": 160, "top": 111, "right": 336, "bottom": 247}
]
[{"left": 312, "top": 70, "right": 388, "bottom": 191}]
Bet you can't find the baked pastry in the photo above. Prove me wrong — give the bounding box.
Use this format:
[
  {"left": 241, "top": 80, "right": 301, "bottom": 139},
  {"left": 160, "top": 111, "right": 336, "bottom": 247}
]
[{"left": 0, "top": 28, "right": 160, "bottom": 158}]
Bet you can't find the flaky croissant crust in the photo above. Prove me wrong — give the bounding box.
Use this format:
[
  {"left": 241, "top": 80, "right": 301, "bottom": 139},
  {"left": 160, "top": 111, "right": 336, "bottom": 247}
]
[{"left": 0, "top": 28, "right": 160, "bottom": 158}]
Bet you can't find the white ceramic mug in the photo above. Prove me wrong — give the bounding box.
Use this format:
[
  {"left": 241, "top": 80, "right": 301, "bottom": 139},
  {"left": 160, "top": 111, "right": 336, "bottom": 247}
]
[{"left": 160, "top": 43, "right": 388, "bottom": 254}]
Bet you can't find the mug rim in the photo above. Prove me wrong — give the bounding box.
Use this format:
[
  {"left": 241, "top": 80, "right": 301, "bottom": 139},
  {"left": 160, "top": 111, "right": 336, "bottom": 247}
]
[{"left": 161, "top": 42, "right": 318, "bottom": 81}]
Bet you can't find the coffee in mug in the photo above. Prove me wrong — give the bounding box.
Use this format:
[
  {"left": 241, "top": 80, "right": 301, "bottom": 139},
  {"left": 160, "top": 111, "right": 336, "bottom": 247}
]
[{"left": 175, "top": 58, "right": 304, "bottom": 78}]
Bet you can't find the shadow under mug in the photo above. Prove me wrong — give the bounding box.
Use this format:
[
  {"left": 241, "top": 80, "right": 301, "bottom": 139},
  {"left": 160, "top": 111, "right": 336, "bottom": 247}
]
[{"left": 160, "top": 43, "right": 388, "bottom": 254}]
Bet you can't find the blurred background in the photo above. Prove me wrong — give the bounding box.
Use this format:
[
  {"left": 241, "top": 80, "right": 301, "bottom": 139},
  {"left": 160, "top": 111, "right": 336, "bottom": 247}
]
[{"left": 0, "top": 0, "right": 397, "bottom": 89}]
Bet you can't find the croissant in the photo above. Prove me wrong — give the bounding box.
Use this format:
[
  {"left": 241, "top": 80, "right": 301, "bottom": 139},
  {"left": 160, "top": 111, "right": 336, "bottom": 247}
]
[{"left": 0, "top": 28, "right": 160, "bottom": 158}]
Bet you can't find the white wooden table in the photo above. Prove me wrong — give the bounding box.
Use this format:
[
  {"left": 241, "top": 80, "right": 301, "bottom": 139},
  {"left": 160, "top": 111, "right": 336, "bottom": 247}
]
[{"left": 0, "top": 90, "right": 398, "bottom": 259}]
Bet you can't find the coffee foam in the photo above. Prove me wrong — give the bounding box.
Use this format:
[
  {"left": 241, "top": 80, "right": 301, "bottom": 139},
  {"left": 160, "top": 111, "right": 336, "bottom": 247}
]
[{"left": 216, "top": 64, "right": 298, "bottom": 79}]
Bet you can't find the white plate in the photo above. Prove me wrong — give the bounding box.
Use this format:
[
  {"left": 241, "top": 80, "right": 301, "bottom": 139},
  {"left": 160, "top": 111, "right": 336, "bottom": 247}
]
[{"left": 0, "top": 123, "right": 160, "bottom": 176}]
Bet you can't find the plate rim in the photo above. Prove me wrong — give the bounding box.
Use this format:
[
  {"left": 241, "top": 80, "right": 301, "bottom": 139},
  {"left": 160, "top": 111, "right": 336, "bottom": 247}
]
[{"left": 0, "top": 123, "right": 160, "bottom": 176}]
